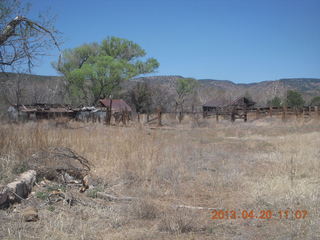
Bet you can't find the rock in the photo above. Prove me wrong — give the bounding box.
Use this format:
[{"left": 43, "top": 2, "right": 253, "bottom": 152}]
[
  {"left": 0, "top": 192, "right": 8, "bottom": 209},
  {"left": 22, "top": 207, "right": 39, "bottom": 222}
]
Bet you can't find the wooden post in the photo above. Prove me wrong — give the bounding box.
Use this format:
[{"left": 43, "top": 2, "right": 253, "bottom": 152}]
[
  {"left": 157, "top": 107, "right": 162, "bottom": 126},
  {"left": 316, "top": 106, "right": 320, "bottom": 119},
  {"left": 106, "top": 99, "right": 112, "bottom": 126},
  {"left": 203, "top": 110, "right": 207, "bottom": 119},
  {"left": 137, "top": 112, "right": 140, "bottom": 123},
  {"left": 121, "top": 110, "right": 125, "bottom": 125},
  {"left": 231, "top": 109, "right": 236, "bottom": 122},
  {"left": 216, "top": 112, "right": 219, "bottom": 122},
  {"left": 269, "top": 106, "right": 272, "bottom": 117},
  {"left": 244, "top": 107, "right": 247, "bottom": 122},
  {"left": 122, "top": 109, "right": 128, "bottom": 125},
  {"left": 282, "top": 106, "right": 287, "bottom": 121},
  {"left": 178, "top": 111, "right": 183, "bottom": 124},
  {"left": 256, "top": 108, "right": 260, "bottom": 120}
]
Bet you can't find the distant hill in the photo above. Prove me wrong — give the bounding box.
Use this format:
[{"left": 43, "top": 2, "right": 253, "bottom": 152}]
[
  {"left": 1, "top": 72, "right": 320, "bottom": 116},
  {"left": 131, "top": 76, "right": 320, "bottom": 108}
]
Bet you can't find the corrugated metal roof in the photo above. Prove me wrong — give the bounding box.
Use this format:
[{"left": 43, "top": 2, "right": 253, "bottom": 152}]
[
  {"left": 18, "top": 104, "right": 74, "bottom": 113},
  {"left": 99, "top": 99, "right": 132, "bottom": 112}
]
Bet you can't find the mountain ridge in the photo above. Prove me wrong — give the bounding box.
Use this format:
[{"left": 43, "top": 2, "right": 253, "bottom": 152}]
[{"left": 1, "top": 72, "right": 320, "bottom": 115}]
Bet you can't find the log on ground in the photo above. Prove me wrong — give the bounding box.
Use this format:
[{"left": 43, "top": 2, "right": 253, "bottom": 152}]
[{"left": 0, "top": 170, "right": 36, "bottom": 209}]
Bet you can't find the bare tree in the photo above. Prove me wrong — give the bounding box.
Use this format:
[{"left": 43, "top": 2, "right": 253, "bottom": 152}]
[
  {"left": 30, "top": 84, "right": 48, "bottom": 104},
  {"left": 2, "top": 73, "right": 25, "bottom": 105},
  {"left": 0, "top": 0, "right": 60, "bottom": 72},
  {"left": 129, "top": 82, "right": 152, "bottom": 113}
]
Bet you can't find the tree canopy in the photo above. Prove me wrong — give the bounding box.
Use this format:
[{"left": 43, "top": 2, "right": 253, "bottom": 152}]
[{"left": 54, "top": 37, "right": 159, "bottom": 105}]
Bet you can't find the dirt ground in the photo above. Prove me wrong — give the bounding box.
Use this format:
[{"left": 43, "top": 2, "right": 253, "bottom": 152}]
[{"left": 1, "top": 117, "right": 320, "bottom": 240}]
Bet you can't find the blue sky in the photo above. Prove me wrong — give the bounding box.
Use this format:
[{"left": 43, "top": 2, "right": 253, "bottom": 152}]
[{"left": 29, "top": 0, "right": 320, "bottom": 83}]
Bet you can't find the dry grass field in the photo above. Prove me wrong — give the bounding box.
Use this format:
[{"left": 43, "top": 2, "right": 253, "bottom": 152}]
[{"left": 1, "top": 117, "right": 320, "bottom": 239}]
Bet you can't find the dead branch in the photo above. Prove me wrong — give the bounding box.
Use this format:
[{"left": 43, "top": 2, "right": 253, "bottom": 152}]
[
  {"left": 173, "top": 204, "right": 215, "bottom": 210},
  {"left": 95, "top": 191, "right": 215, "bottom": 211},
  {"left": 27, "top": 147, "right": 92, "bottom": 181},
  {"left": 0, "top": 16, "right": 60, "bottom": 49},
  {"left": 96, "top": 192, "right": 137, "bottom": 202}
]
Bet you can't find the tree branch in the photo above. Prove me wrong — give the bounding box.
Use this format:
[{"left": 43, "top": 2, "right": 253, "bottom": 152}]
[{"left": 0, "top": 16, "right": 60, "bottom": 50}]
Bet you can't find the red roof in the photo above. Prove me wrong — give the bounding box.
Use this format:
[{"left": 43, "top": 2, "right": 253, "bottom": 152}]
[{"left": 99, "top": 99, "right": 132, "bottom": 112}]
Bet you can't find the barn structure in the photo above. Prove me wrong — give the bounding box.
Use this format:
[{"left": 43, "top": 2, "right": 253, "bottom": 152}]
[
  {"left": 203, "top": 96, "right": 256, "bottom": 121},
  {"left": 8, "top": 104, "right": 77, "bottom": 122}
]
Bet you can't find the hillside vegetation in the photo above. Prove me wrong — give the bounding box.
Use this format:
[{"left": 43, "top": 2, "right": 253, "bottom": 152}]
[{"left": 1, "top": 72, "right": 320, "bottom": 116}]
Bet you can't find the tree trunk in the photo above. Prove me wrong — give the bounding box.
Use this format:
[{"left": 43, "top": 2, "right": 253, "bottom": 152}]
[{"left": 0, "top": 170, "right": 36, "bottom": 209}]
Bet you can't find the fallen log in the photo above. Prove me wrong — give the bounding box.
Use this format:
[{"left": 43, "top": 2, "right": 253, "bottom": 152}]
[
  {"left": 0, "top": 170, "right": 36, "bottom": 209},
  {"left": 173, "top": 204, "right": 215, "bottom": 210}
]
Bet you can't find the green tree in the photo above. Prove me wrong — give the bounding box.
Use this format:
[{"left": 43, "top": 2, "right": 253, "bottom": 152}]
[
  {"left": 175, "top": 77, "right": 198, "bottom": 112},
  {"left": 267, "top": 96, "right": 282, "bottom": 107},
  {"left": 54, "top": 37, "right": 159, "bottom": 105},
  {"left": 310, "top": 96, "right": 320, "bottom": 106},
  {"left": 286, "top": 90, "right": 305, "bottom": 108}
]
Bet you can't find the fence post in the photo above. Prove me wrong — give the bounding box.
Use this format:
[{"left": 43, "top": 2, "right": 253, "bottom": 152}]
[
  {"left": 122, "top": 109, "right": 127, "bottom": 125},
  {"left": 269, "top": 106, "right": 272, "bottom": 117},
  {"left": 157, "top": 107, "right": 162, "bottom": 126},
  {"left": 256, "top": 108, "right": 260, "bottom": 120},
  {"left": 244, "top": 109, "right": 247, "bottom": 122},
  {"left": 316, "top": 106, "right": 320, "bottom": 119},
  {"left": 231, "top": 109, "right": 236, "bottom": 122},
  {"left": 178, "top": 111, "right": 183, "bottom": 124},
  {"left": 282, "top": 106, "right": 287, "bottom": 122},
  {"left": 106, "top": 99, "right": 112, "bottom": 126}
]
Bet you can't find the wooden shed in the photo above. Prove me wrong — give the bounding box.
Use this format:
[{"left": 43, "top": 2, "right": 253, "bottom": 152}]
[{"left": 203, "top": 96, "right": 256, "bottom": 121}]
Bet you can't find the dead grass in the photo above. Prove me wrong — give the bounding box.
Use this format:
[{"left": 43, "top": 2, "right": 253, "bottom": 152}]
[{"left": 1, "top": 118, "right": 320, "bottom": 239}]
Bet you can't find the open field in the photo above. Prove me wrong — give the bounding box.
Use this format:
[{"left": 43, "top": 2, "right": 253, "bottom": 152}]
[{"left": 1, "top": 118, "right": 320, "bottom": 239}]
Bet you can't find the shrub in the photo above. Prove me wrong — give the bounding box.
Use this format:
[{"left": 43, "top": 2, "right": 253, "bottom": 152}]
[{"left": 286, "top": 90, "right": 305, "bottom": 108}]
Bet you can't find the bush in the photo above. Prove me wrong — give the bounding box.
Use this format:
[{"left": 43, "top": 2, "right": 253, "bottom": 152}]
[
  {"left": 267, "top": 96, "right": 282, "bottom": 107},
  {"left": 286, "top": 90, "right": 305, "bottom": 108},
  {"left": 158, "top": 208, "right": 198, "bottom": 234},
  {"left": 129, "top": 199, "right": 158, "bottom": 220}
]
